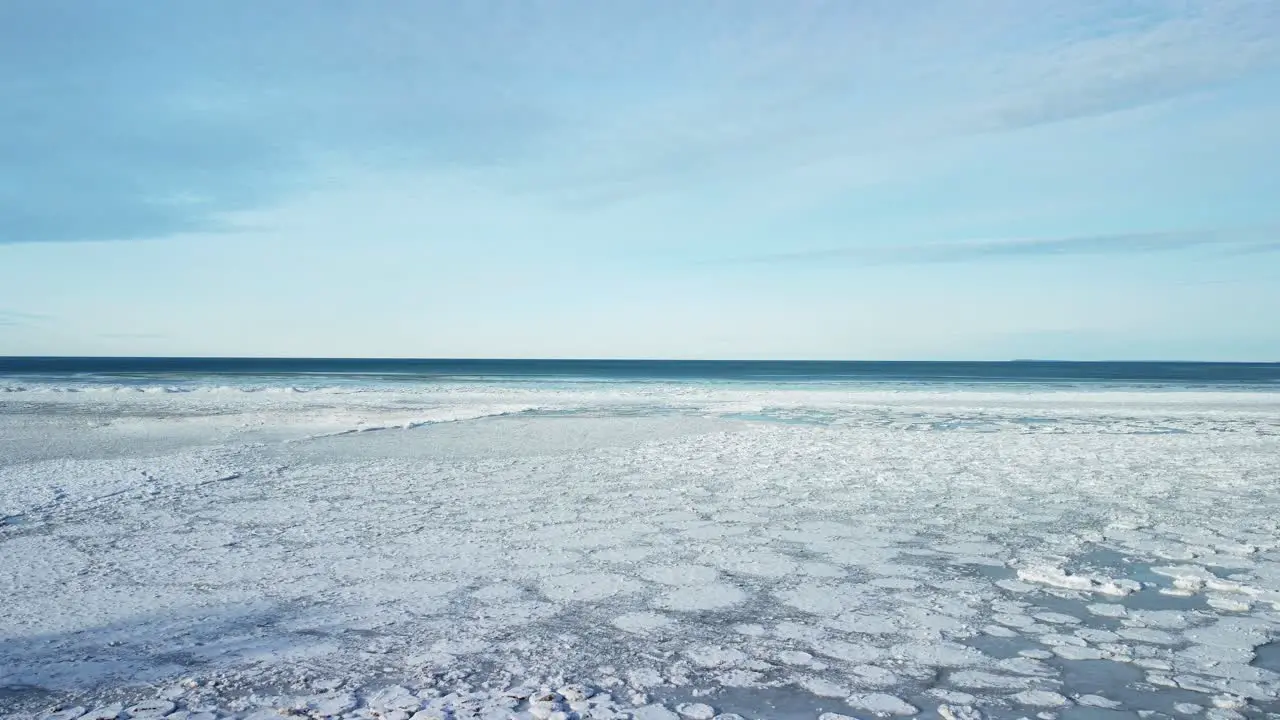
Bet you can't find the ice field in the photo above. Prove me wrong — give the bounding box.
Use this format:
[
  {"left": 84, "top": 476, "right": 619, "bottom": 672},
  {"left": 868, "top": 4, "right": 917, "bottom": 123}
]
[{"left": 3, "top": 379, "right": 1280, "bottom": 720}]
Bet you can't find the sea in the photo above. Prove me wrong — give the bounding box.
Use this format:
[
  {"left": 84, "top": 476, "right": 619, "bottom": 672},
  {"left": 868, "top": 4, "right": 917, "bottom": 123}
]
[{"left": 2, "top": 357, "right": 1278, "bottom": 390}]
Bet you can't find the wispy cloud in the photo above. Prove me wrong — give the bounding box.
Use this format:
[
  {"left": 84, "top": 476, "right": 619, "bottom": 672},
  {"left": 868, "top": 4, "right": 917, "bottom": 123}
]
[
  {"left": 0, "top": 3, "right": 553, "bottom": 245},
  {"left": 4, "top": 1, "right": 1277, "bottom": 243},
  {"left": 960, "top": 0, "right": 1280, "bottom": 133},
  {"left": 726, "top": 227, "right": 1280, "bottom": 266},
  {"left": 0, "top": 309, "right": 49, "bottom": 326},
  {"left": 1220, "top": 241, "right": 1280, "bottom": 257},
  {"left": 97, "top": 332, "right": 168, "bottom": 340},
  {"left": 534, "top": 0, "right": 1280, "bottom": 203}
]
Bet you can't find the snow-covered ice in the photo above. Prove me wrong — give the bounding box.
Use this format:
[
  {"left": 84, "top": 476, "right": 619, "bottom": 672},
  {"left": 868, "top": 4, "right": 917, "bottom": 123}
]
[{"left": 3, "top": 381, "right": 1280, "bottom": 719}]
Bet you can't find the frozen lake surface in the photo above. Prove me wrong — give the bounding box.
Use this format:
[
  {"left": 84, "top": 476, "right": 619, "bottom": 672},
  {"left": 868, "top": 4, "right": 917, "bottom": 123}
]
[{"left": 3, "top": 377, "right": 1280, "bottom": 719}]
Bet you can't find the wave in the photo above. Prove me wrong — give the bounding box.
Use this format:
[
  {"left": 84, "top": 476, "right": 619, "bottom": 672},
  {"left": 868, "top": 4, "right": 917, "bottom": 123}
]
[
  {"left": 297, "top": 404, "right": 542, "bottom": 440},
  {"left": 0, "top": 383, "right": 368, "bottom": 395},
  {"left": 5, "top": 381, "right": 1280, "bottom": 416}
]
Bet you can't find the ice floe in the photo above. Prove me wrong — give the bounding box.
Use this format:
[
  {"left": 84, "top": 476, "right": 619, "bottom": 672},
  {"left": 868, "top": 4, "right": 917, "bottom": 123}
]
[{"left": 5, "top": 382, "right": 1280, "bottom": 718}]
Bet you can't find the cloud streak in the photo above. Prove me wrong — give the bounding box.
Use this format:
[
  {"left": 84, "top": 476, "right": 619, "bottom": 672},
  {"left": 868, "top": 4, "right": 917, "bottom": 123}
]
[
  {"left": 726, "top": 227, "right": 1280, "bottom": 266},
  {"left": 529, "top": 0, "right": 1280, "bottom": 204},
  {"left": 0, "top": 2, "right": 554, "bottom": 245},
  {"left": 3, "top": 1, "right": 1278, "bottom": 243},
  {"left": 960, "top": 0, "right": 1280, "bottom": 133},
  {"left": 0, "top": 309, "right": 49, "bottom": 327},
  {"left": 97, "top": 332, "right": 168, "bottom": 340}
]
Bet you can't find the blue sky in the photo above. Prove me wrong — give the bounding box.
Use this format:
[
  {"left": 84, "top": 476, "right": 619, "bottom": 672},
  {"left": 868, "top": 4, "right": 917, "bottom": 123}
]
[{"left": 2, "top": 1, "right": 1278, "bottom": 360}]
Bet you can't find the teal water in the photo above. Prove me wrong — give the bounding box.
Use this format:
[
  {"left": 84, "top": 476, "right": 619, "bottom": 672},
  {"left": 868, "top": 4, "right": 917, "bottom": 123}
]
[{"left": 1, "top": 357, "right": 1278, "bottom": 389}]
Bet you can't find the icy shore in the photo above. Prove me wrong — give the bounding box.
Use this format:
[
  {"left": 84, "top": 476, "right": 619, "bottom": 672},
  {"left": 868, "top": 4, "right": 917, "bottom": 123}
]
[{"left": 3, "top": 383, "right": 1280, "bottom": 719}]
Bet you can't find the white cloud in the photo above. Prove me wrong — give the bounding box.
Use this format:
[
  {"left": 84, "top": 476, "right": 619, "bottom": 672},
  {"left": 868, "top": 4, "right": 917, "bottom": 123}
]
[{"left": 525, "top": 0, "right": 1280, "bottom": 202}]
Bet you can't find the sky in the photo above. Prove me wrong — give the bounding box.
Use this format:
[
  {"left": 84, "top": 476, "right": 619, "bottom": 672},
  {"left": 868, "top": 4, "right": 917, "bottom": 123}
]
[{"left": 2, "top": 0, "right": 1279, "bottom": 361}]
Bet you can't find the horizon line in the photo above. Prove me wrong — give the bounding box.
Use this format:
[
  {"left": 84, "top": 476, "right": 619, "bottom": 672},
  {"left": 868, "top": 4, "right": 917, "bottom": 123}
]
[{"left": 1, "top": 356, "right": 1278, "bottom": 365}]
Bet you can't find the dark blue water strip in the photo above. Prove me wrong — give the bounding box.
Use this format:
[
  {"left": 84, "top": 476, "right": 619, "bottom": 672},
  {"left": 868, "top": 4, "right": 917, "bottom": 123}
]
[{"left": 1, "top": 357, "right": 1277, "bottom": 386}]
